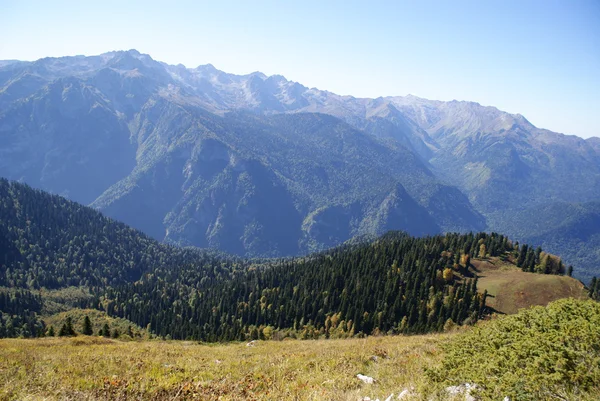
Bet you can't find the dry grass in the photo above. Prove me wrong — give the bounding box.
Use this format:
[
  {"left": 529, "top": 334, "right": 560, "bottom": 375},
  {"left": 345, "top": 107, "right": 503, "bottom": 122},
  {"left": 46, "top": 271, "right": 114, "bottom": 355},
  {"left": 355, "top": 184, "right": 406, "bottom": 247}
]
[
  {"left": 473, "top": 258, "right": 587, "bottom": 314},
  {"left": 0, "top": 334, "right": 449, "bottom": 401}
]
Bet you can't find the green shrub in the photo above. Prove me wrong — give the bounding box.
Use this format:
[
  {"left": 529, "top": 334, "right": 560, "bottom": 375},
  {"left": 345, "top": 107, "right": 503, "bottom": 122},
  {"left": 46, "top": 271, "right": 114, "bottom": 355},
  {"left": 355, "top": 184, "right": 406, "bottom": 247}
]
[{"left": 427, "top": 298, "right": 600, "bottom": 400}]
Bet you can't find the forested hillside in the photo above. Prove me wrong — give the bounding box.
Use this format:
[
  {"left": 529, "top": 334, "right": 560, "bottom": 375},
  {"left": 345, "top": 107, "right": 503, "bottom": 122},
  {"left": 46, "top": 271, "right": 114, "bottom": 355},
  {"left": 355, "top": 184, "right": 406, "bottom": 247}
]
[
  {"left": 0, "top": 179, "right": 587, "bottom": 340},
  {"left": 0, "top": 178, "right": 241, "bottom": 290},
  {"left": 103, "top": 232, "right": 493, "bottom": 341}
]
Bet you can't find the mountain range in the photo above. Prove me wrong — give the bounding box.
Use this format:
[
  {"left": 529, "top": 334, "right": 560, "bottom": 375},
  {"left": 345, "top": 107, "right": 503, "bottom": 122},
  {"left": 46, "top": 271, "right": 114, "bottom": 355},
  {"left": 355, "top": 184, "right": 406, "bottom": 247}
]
[{"left": 1, "top": 49, "right": 598, "bottom": 281}]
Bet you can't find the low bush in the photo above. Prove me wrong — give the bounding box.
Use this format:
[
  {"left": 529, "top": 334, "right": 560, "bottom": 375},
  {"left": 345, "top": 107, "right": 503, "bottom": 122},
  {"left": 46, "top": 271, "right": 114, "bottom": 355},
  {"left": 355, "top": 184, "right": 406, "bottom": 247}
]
[{"left": 427, "top": 298, "right": 600, "bottom": 400}]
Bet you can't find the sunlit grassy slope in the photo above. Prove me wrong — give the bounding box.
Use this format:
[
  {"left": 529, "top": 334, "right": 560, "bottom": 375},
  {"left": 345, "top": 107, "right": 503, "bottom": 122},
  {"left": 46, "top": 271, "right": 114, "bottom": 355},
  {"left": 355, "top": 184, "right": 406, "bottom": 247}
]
[
  {"left": 2, "top": 298, "right": 599, "bottom": 401},
  {"left": 473, "top": 257, "right": 587, "bottom": 314},
  {"left": 0, "top": 334, "right": 444, "bottom": 401}
]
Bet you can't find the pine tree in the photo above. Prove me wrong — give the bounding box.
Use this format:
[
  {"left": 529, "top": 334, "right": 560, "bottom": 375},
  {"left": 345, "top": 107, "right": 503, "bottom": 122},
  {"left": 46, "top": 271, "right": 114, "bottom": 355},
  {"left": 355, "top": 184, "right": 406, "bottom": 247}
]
[
  {"left": 516, "top": 244, "right": 528, "bottom": 267},
  {"left": 58, "top": 317, "right": 76, "bottom": 337},
  {"left": 46, "top": 325, "right": 55, "bottom": 337},
  {"left": 82, "top": 316, "right": 93, "bottom": 335},
  {"left": 101, "top": 323, "right": 110, "bottom": 337},
  {"left": 589, "top": 277, "right": 599, "bottom": 301},
  {"left": 66, "top": 317, "right": 75, "bottom": 336}
]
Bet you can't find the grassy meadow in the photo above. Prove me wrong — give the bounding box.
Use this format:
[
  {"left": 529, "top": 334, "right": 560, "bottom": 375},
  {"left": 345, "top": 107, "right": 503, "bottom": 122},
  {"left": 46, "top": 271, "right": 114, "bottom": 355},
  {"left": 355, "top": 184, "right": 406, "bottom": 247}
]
[
  {"left": 473, "top": 257, "right": 587, "bottom": 314},
  {"left": 2, "top": 298, "right": 600, "bottom": 400},
  {"left": 0, "top": 334, "right": 445, "bottom": 401}
]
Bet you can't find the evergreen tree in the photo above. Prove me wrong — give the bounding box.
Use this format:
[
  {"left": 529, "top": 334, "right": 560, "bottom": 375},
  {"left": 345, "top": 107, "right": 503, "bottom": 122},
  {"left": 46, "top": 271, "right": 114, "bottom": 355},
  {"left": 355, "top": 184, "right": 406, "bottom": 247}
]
[
  {"left": 590, "top": 277, "right": 599, "bottom": 301},
  {"left": 58, "top": 317, "right": 76, "bottom": 337},
  {"left": 101, "top": 323, "right": 111, "bottom": 337},
  {"left": 82, "top": 316, "right": 93, "bottom": 335},
  {"left": 516, "top": 244, "right": 528, "bottom": 267}
]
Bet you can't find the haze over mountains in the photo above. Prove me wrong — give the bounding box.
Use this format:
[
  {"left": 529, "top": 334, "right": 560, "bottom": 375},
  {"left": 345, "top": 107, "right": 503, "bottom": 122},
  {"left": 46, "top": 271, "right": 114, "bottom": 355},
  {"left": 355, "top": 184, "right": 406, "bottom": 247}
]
[{"left": 1, "top": 49, "right": 599, "bottom": 281}]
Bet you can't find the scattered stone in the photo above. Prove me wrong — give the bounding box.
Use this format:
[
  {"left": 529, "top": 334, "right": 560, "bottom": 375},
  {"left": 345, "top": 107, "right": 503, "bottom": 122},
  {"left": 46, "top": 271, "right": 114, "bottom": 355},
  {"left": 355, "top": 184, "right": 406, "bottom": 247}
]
[
  {"left": 357, "top": 374, "right": 375, "bottom": 384},
  {"left": 246, "top": 340, "right": 256, "bottom": 347},
  {"left": 360, "top": 392, "right": 401, "bottom": 401},
  {"left": 370, "top": 355, "right": 379, "bottom": 362},
  {"left": 397, "top": 387, "right": 415, "bottom": 399},
  {"left": 445, "top": 383, "right": 478, "bottom": 400}
]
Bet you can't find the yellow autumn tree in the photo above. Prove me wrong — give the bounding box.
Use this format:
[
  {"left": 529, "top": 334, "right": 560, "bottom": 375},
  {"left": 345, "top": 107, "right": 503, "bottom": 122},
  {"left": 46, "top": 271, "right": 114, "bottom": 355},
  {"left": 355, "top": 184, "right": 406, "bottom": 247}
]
[
  {"left": 479, "top": 244, "right": 487, "bottom": 258},
  {"left": 443, "top": 268, "right": 454, "bottom": 282}
]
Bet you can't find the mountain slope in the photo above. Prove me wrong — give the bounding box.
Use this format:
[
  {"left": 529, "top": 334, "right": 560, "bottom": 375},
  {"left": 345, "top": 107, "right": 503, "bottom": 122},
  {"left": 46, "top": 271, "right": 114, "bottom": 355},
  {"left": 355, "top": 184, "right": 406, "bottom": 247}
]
[
  {"left": 0, "top": 50, "right": 599, "bottom": 278},
  {"left": 0, "top": 53, "right": 484, "bottom": 256},
  {"left": 0, "top": 77, "right": 136, "bottom": 204},
  {"left": 388, "top": 96, "right": 600, "bottom": 211},
  {"left": 92, "top": 103, "right": 481, "bottom": 255},
  {"left": 0, "top": 178, "right": 236, "bottom": 290}
]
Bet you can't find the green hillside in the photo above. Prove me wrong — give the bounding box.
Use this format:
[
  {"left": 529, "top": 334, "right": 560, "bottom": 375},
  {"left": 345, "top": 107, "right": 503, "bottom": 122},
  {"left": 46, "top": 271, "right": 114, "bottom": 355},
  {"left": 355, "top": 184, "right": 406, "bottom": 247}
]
[{"left": 0, "top": 178, "right": 591, "bottom": 341}]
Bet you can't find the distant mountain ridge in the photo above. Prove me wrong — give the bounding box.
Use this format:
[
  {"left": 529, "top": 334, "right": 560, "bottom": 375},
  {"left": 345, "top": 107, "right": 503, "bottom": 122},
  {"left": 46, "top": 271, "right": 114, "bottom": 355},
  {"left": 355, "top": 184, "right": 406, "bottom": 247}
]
[{"left": 0, "top": 50, "right": 598, "bottom": 280}]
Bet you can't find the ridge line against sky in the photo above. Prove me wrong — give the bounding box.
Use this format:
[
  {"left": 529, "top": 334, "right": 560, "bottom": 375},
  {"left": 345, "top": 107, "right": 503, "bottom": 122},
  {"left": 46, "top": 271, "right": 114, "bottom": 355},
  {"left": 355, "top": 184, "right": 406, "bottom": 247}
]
[{"left": 1, "top": 0, "right": 598, "bottom": 138}]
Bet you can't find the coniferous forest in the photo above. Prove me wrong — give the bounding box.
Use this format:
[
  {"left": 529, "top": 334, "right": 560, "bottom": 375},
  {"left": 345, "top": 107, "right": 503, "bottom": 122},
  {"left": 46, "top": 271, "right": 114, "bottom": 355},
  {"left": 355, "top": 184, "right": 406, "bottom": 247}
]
[{"left": 0, "top": 178, "right": 590, "bottom": 340}]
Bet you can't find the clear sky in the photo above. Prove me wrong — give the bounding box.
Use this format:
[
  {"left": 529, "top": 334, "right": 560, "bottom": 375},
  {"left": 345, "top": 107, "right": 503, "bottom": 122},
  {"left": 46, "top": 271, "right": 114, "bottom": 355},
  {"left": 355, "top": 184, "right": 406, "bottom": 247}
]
[{"left": 1, "top": 0, "right": 599, "bottom": 138}]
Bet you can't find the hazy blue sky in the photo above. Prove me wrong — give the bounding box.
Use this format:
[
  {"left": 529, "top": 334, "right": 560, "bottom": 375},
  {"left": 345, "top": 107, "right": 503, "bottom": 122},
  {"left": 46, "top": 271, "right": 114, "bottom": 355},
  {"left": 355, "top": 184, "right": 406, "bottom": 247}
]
[{"left": 1, "top": 0, "right": 598, "bottom": 138}]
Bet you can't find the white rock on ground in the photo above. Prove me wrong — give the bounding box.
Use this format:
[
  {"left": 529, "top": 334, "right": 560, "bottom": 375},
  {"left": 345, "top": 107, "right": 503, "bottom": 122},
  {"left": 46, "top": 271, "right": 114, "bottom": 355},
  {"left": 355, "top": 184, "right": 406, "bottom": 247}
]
[
  {"left": 357, "top": 374, "right": 375, "bottom": 384},
  {"left": 358, "top": 395, "right": 393, "bottom": 401},
  {"left": 397, "top": 388, "right": 415, "bottom": 399},
  {"left": 445, "top": 383, "right": 478, "bottom": 401}
]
